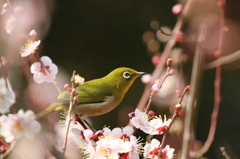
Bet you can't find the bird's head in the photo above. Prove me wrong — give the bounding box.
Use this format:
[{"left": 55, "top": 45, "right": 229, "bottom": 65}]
[{"left": 104, "top": 67, "right": 146, "bottom": 98}]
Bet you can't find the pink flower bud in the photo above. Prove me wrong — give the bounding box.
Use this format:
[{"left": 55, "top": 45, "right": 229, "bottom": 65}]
[
  {"left": 128, "top": 112, "right": 135, "bottom": 119},
  {"left": 174, "top": 104, "right": 182, "bottom": 112},
  {"left": 0, "top": 145, "right": 8, "bottom": 153},
  {"left": 185, "top": 85, "right": 191, "bottom": 91},
  {"left": 166, "top": 58, "right": 172, "bottom": 67},
  {"left": 217, "top": 0, "right": 225, "bottom": 7},
  {"left": 177, "top": 112, "right": 183, "bottom": 118},
  {"left": 152, "top": 54, "right": 161, "bottom": 66},
  {"left": 64, "top": 83, "right": 71, "bottom": 90},
  {"left": 151, "top": 83, "right": 159, "bottom": 96},
  {"left": 28, "top": 30, "right": 37, "bottom": 40},
  {"left": 168, "top": 69, "right": 175, "bottom": 76},
  {"left": 175, "top": 90, "right": 181, "bottom": 98},
  {"left": 148, "top": 110, "right": 156, "bottom": 118},
  {"left": 3, "top": 3, "right": 8, "bottom": 9},
  {"left": 172, "top": 4, "right": 183, "bottom": 15}
]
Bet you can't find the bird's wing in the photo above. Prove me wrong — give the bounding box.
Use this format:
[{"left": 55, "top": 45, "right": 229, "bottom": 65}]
[{"left": 57, "top": 81, "right": 112, "bottom": 104}]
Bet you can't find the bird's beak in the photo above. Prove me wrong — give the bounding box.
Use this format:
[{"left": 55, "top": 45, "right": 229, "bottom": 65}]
[{"left": 134, "top": 72, "right": 147, "bottom": 76}]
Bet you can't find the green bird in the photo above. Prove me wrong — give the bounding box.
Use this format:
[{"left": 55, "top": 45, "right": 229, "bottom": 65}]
[{"left": 35, "top": 67, "right": 145, "bottom": 119}]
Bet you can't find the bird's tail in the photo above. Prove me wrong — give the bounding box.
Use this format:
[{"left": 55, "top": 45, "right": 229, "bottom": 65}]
[{"left": 35, "top": 103, "right": 66, "bottom": 120}]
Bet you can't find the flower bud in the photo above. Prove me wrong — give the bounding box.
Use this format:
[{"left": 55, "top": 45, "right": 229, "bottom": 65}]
[
  {"left": 175, "top": 90, "right": 181, "bottom": 98},
  {"left": 128, "top": 112, "right": 135, "bottom": 119},
  {"left": 152, "top": 54, "right": 161, "bottom": 66},
  {"left": 166, "top": 58, "right": 172, "bottom": 67},
  {"left": 28, "top": 30, "right": 37, "bottom": 40},
  {"left": 151, "top": 83, "right": 159, "bottom": 96},
  {"left": 0, "top": 145, "right": 8, "bottom": 153},
  {"left": 64, "top": 83, "right": 71, "bottom": 90},
  {"left": 172, "top": 4, "right": 182, "bottom": 15},
  {"left": 148, "top": 110, "right": 156, "bottom": 118},
  {"left": 185, "top": 85, "right": 191, "bottom": 91},
  {"left": 177, "top": 112, "right": 183, "bottom": 118},
  {"left": 174, "top": 104, "right": 182, "bottom": 113},
  {"left": 217, "top": 0, "right": 225, "bottom": 7},
  {"left": 168, "top": 69, "right": 175, "bottom": 76}
]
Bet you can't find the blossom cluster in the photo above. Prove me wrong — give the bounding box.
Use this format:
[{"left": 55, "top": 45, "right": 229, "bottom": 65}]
[{"left": 71, "top": 126, "right": 141, "bottom": 159}]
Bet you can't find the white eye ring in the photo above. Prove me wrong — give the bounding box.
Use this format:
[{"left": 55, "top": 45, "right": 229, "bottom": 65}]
[{"left": 122, "top": 71, "right": 131, "bottom": 79}]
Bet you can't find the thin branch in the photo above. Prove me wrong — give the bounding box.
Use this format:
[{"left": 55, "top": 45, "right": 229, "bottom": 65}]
[
  {"left": 190, "top": 0, "right": 225, "bottom": 157},
  {"left": 62, "top": 70, "right": 76, "bottom": 155},
  {"left": 158, "top": 85, "right": 190, "bottom": 158},
  {"left": 180, "top": 24, "right": 206, "bottom": 159},
  {"left": 204, "top": 50, "right": 240, "bottom": 69},
  {"left": 158, "top": 27, "right": 172, "bottom": 36}
]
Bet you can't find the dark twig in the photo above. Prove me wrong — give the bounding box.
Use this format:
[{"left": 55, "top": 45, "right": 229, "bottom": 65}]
[{"left": 62, "top": 70, "right": 76, "bottom": 155}]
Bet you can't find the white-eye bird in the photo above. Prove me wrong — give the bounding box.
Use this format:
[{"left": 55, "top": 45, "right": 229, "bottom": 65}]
[{"left": 35, "top": 67, "right": 145, "bottom": 119}]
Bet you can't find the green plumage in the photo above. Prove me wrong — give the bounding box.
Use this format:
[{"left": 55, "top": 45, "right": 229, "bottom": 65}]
[{"left": 35, "top": 67, "right": 145, "bottom": 119}]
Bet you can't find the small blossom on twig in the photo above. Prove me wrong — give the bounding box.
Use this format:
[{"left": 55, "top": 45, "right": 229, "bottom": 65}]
[
  {"left": 0, "top": 77, "right": 15, "bottom": 114},
  {"left": 20, "top": 40, "right": 41, "bottom": 57},
  {"left": 151, "top": 80, "right": 161, "bottom": 96},
  {"left": 130, "top": 109, "right": 152, "bottom": 133},
  {"left": 30, "top": 56, "right": 58, "bottom": 83},
  {"left": 144, "top": 139, "right": 175, "bottom": 159},
  {"left": 174, "top": 104, "right": 182, "bottom": 113},
  {"left": 74, "top": 74, "right": 85, "bottom": 87},
  {"left": 148, "top": 116, "right": 172, "bottom": 135}
]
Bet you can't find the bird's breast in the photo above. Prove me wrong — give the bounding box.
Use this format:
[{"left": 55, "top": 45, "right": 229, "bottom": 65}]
[{"left": 72, "top": 95, "right": 121, "bottom": 116}]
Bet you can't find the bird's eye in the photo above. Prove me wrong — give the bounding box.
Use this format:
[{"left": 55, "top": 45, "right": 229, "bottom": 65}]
[{"left": 122, "top": 71, "right": 131, "bottom": 79}]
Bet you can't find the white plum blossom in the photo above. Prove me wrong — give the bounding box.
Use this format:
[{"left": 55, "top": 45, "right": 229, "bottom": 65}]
[
  {"left": 30, "top": 56, "right": 58, "bottom": 83},
  {"left": 0, "top": 77, "right": 15, "bottom": 114},
  {"left": 144, "top": 139, "right": 161, "bottom": 159},
  {"left": 148, "top": 116, "right": 172, "bottom": 135},
  {"left": 161, "top": 145, "right": 175, "bottom": 159},
  {"left": 0, "top": 109, "right": 41, "bottom": 142},
  {"left": 144, "top": 139, "right": 174, "bottom": 159},
  {"left": 20, "top": 40, "right": 41, "bottom": 57},
  {"left": 130, "top": 109, "right": 152, "bottom": 133},
  {"left": 71, "top": 126, "right": 141, "bottom": 159}
]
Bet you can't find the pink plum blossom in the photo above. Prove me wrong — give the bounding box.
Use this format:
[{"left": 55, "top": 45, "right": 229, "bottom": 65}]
[{"left": 30, "top": 56, "right": 58, "bottom": 83}]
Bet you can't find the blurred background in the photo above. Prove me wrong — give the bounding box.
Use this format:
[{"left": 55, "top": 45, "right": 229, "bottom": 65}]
[{"left": 1, "top": 0, "right": 240, "bottom": 158}]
